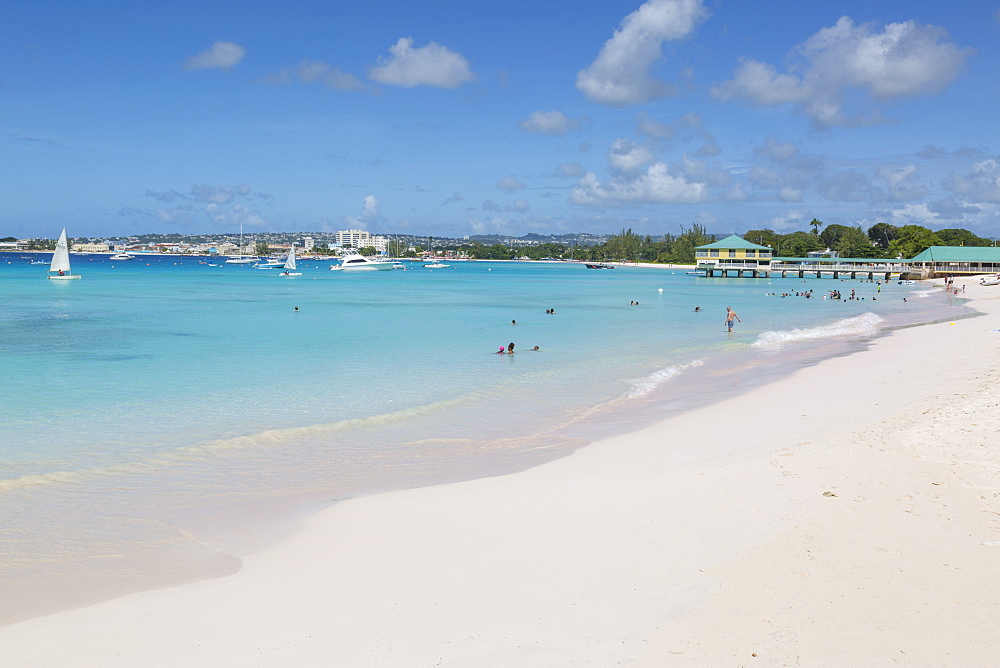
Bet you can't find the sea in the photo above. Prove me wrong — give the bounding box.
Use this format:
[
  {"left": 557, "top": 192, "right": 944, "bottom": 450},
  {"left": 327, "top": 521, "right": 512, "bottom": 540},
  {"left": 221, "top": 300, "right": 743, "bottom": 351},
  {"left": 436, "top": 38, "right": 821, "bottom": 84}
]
[{"left": 0, "top": 251, "right": 973, "bottom": 623}]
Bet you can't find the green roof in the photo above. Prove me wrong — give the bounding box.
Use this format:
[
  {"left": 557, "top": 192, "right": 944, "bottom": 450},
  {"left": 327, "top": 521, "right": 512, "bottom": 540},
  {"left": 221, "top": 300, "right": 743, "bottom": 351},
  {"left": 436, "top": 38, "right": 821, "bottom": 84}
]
[
  {"left": 695, "top": 234, "right": 771, "bottom": 251},
  {"left": 909, "top": 246, "right": 1000, "bottom": 262}
]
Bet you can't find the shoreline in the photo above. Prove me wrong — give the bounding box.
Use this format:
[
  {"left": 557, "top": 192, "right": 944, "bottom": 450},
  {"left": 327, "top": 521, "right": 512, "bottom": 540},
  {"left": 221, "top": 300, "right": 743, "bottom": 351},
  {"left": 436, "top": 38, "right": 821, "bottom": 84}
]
[{"left": 2, "top": 279, "right": 997, "bottom": 664}]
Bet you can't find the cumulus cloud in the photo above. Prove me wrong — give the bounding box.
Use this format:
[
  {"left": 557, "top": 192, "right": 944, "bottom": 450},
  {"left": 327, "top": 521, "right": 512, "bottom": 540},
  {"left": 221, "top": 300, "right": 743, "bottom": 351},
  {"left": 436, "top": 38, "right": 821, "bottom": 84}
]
[
  {"left": 264, "top": 59, "right": 366, "bottom": 91},
  {"left": 608, "top": 138, "right": 656, "bottom": 174},
  {"left": 948, "top": 158, "right": 1000, "bottom": 201},
  {"left": 877, "top": 164, "right": 929, "bottom": 201},
  {"left": 497, "top": 175, "right": 525, "bottom": 192},
  {"left": 344, "top": 195, "right": 382, "bottom": 229},
  {"left": 518, "top": 110, "right": 582, "bottom": 135},
  {"left": 441, "top": 192, "right": 464, "bottom": 205},
  {"left": 570, "top": 163, "right": 708, "bottom": 205},
  {"left": 712, "top": 16, "right": 972, "bottom": 127},
  {"left": 504, "top": 199, "right": 530, "bottom": 212},
  {"left": 482, "top": 200, "right": 503, "bottom": 212},
  {"left": 367, "top": 37, "right": 474, "bottom": 88},
  {"left": 184, "top": 41, "right": 246, "bottom": 71},
  {"left": 576, "top": 0, "right": 708, "bottom": 106}
]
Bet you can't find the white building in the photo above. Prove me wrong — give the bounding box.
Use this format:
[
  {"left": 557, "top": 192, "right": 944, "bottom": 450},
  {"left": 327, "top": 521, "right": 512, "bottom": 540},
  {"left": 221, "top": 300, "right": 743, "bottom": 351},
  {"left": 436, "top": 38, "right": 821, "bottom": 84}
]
[
  {"left": 303, "top": 237, "right": 315, "bottom": 252},
  {"left": 335, "top": 229, "right": 387, "bottom": 253}
]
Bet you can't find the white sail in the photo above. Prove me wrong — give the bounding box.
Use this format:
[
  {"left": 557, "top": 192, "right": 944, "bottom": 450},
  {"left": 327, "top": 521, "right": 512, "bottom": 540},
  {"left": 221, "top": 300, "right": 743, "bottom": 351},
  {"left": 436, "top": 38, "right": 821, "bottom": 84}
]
[
  {"left": 285, "top": 245, "right": 296, "bottom": 271},
  {"left": 49, "top": 229, "right": 72, "bottom": 273}
]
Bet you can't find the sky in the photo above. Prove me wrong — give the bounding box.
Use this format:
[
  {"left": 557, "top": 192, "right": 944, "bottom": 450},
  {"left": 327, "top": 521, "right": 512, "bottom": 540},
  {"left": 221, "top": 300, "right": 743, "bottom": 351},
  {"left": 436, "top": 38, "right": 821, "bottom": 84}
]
[{"left": 3, "top": 0, "right": 1000, "bottom": 240}]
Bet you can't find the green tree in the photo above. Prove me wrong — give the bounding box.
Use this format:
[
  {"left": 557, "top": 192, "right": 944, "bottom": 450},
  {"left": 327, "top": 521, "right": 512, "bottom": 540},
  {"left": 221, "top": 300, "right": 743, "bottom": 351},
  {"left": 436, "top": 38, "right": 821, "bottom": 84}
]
[
  {"left": 834, "top": 226, "right": 881, "bottom": 258},
  {"left": 742, "top": 229, "right": 781, "bottom": 253},
  {"left": 665, "top": 224, "right": 715, "bottom": 264},
  {"left": 936, "top": 228, "right": 992, "bottom": 247},
  {"left": 866, "top": 223, "right": 900, "bottom": 250},
  {"left": 358, "top": 246, "right": 377, "bottom": 256},
  {"left": 781, "top": 231, "right": 826, "bottom": 257},
  {"left": 819, "top": 224, "right": 853, "bottom": 249},
  {"left": 887, "top": 225, "right": 944, "bottom": 258},
  {"left": 809, "top": 218, "right": 823, "bottom": 235},
  {"left": 254, "top": 241, "right": 270, "bottom": 256}
]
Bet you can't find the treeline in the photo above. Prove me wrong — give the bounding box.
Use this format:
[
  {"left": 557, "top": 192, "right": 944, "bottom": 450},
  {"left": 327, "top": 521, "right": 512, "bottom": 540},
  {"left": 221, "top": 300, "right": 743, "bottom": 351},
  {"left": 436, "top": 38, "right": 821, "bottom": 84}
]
[{"left": 464, "top": 221, "right": 993, "bottom": 264}]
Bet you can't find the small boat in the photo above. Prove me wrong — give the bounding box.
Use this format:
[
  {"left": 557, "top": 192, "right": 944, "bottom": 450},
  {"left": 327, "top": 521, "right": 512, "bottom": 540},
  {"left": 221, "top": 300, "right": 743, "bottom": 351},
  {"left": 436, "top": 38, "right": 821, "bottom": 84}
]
[
  {"left": 980, "top": 275, "right": 1000, "bottom": 286},
  {"left": 225, "top": 255, "right": 258, "bottom": 264},
  {"left": 423, "top": 262, "right": 450, "bottom": 269},
  {"left": 28, "top": 260, "right": 47, "bottom": 265},
  {"left": 276, "top": 245, "right": 302, "bottom": 276},
  {"left": 255, "top": 257, "right": 285, "bottom": 269},
  {"left": 334, "top": 253, "right": 394, "bottom": 271},
  {"left": 584, "top": 263, "right": 613, "bottom": 269},
  {"left": 47, "top": 228, "right": 81, "bottom": 280},
  {"left": 111, "top": 253, "right": 134, "bottom": 260}
]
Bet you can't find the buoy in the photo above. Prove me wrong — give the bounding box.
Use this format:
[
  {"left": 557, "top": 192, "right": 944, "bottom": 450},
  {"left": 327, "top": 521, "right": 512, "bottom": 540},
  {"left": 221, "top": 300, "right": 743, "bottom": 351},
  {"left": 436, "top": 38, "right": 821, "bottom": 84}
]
[{"left": 658, "top": 288, "right": 663, "bottom": 293}]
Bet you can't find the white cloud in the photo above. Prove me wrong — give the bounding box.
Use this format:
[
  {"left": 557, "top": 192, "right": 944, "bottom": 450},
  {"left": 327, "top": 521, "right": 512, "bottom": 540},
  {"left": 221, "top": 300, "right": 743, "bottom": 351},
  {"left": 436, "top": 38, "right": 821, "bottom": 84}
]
[
  {"left": 713, "top": 16, "right": 972, "bottom": 127},
  {"left": 948, "top": 158, "right": 1000, "bottom": 201},
  {"left": 185, "top": 41, "right": 246, "bottom": 71},
  {"left": 441, "top": 192, "right": 464, "bottom": 205},
  {"left": 497, "top": 175, "right": 525, "bottom": 192},
  {"left": 556, "top": 162, "right": 586, "bottom": 178},
  {"left": 504, "top": 199, "right": 530, "bottom": 212},
  {"left": 576, "top": 0, "right": 708, "bottom": 106},
  {"left": 608, "top": 138, "right": 655, "bottom": 174},
  {"left": 887, "top": 202, "right": 941, "bottom": 225},
  {"left": 877, "top": 164, "right": 929, "bottom": 201},
  {"left": 756, "top": 136, "right": 798, "bottom": 162},
  {"left": 570, "top": 163, "right": 707, "bottom": 205},
  {"left": 519, "top": 110, "right": 581, "bottom": 135},
  {"left": 367, "top": 37, "right": 474, "bottom": 88},
  {"left": 344, "top": 195, "right": 381, "bottom": 229},
  {"left": 265, "top": 59, "right": 366, "bottom": 91},
  {"left": 635, "top": 111, "right": 675, "bottom": 139}
]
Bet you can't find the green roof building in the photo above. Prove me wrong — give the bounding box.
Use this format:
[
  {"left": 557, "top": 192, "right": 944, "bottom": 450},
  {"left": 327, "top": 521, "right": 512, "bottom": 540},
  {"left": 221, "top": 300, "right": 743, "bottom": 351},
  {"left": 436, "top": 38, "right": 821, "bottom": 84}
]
[
  {"left": 909, "top": 246, "right": 1000, "bottom": 277},
  {"left": 695, "top": 235, "right": 773, "bottom": 277}
]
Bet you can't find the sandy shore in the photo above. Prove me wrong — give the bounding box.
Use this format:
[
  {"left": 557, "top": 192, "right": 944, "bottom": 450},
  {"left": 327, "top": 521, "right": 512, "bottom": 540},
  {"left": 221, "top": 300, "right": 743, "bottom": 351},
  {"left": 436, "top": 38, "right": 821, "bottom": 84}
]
[{"left": 2, "top": 280, "right": 998, "bottom": 666}]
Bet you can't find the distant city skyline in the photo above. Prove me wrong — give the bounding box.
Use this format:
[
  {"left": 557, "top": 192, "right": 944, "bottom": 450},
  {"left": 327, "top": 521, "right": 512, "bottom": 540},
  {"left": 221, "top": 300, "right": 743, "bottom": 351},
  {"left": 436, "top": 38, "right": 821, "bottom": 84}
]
[{"left": 3, "top": 0, "right": 999, "bottom": 240}]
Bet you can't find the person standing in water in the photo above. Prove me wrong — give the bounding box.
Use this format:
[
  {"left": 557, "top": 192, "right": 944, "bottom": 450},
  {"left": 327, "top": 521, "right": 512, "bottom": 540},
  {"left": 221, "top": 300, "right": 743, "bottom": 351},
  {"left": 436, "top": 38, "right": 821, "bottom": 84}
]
[{"left": 726, "top": 306, "right": 741, "bottom": 333}]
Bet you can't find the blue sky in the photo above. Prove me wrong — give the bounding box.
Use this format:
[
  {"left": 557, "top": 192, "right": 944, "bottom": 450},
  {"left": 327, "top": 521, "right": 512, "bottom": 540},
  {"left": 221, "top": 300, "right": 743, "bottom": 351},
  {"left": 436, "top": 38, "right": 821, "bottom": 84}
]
[{"left": 3, "top": 0, "right": 999, "bottom": 239}]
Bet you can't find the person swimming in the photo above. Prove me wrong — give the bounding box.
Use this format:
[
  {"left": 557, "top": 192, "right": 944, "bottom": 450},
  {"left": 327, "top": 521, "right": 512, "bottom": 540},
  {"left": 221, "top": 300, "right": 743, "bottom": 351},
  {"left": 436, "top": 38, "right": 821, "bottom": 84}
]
[{"left": 507, "top": 342, "right": 515, "bottom": 353}]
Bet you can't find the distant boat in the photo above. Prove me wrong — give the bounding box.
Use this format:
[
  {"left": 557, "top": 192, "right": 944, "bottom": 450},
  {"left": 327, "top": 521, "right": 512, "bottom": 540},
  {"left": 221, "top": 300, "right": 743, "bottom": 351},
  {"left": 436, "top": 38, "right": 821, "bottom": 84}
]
[
  {"left": 584, "top": 263, "right": 613, "bottom": 269},
  {"left": 225, "top": 223, "right": 257, "bottom": 264},
  {"left": 111, "top": 253, "right": 134, "bottom": 260},
  {"left": 423, "top": 261, "right": 450, "bottom": 269},
  {"left": 47, "top": 228, "right": 81, "bottom": 280},
  {"left": 332, "top": 253, "right": 394, "bottom": 271},
  {"left": 277, "top": 245, "right": 302, "bottom": 276}
]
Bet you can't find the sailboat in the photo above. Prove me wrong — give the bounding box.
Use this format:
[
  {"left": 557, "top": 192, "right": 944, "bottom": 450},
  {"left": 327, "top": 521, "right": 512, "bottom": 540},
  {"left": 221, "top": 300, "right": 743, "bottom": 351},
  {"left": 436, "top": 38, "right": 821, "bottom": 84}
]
[
  {"left": 277, "top": 244, "right": 302, "bottom": 276},
  {"left": 47, "top": 228, "right": 81, "bottom": 280},
  {"left": 225, "top": 223, "right": 257, "bottom": 264}
]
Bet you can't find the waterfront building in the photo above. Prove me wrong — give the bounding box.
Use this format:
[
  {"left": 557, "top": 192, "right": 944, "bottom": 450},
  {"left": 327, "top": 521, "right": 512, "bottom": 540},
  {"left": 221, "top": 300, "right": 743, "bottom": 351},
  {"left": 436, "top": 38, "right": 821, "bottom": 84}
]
[
  {"left": 695, "top": 235, "right": 772, "bottom": 277},
  {"left": 908, "top": 246, "right": 1000, "bottom": 277}
]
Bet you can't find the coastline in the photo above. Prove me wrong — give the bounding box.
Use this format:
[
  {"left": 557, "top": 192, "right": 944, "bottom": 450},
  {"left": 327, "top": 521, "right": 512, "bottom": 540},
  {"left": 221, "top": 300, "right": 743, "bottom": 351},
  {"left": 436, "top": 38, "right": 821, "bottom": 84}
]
[{"left": 2, "top": 279, "right": 997, "bottom": 665}]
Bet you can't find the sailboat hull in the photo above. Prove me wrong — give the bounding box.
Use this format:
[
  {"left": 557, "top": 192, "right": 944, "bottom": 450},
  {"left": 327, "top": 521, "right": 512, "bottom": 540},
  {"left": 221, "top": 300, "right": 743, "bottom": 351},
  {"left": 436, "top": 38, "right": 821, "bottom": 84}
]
[{"left": 47, "top": 274, "right": 81, "bottom": 280}]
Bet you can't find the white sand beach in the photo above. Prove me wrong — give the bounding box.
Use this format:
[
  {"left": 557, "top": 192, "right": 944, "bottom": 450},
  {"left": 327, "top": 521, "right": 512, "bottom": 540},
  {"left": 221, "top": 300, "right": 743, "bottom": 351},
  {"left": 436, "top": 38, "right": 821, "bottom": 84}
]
[{"left": 2, "top": 280, "right": 998, "bottom": 666}]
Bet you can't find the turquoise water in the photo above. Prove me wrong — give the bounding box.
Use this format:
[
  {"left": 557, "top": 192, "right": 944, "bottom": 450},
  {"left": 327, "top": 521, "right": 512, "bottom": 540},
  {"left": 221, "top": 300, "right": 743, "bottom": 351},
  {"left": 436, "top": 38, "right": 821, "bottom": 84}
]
[{"left": 0, "top": 252, "right": 969, "bottom": 622}]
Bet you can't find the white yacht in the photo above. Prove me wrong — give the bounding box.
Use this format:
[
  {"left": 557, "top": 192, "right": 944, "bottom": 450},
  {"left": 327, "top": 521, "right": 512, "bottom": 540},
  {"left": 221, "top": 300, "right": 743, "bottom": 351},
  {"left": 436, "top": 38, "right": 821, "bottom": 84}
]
[
  {"left": 332, "top": 253, "right": 394, "bottom": 271},
  {"left": 110, "top": 253, "right": 134, "bottom": 260}
]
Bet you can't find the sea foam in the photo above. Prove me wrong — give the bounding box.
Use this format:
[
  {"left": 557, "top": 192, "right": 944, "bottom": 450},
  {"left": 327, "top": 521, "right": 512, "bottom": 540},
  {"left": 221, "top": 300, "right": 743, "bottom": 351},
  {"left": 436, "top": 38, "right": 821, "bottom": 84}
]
[
  {"left": 625, "top": 359, "right": 704, "bottom": 399},
  {"left": 752, "top": 313, "right": 884, "bottom": 347}
]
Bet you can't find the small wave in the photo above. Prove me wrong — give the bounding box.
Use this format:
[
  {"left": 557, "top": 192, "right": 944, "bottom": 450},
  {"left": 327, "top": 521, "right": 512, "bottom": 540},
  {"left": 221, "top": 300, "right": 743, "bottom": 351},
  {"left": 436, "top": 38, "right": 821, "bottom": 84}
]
[
  {"left": 752, "top": 313, "right": 884, "bottom": 347},
  {"left": 625, "top": 359, "right": 704, "bottom": 399},
  {"left": 0, "top": 396, "right": 472, "bottom": 493}
]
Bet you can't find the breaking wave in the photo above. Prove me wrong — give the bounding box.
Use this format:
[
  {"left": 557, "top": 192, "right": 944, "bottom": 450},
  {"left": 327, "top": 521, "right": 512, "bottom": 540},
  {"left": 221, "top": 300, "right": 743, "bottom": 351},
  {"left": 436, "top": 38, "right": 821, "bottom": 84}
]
[
  {"left": 625, "top": 359, "right": 704, "bottom": 399},
  {"left": 752, "top": 313, "right": 884, "bottom": 347}
]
